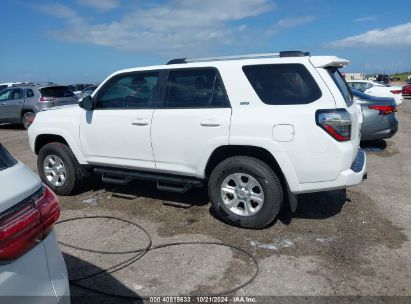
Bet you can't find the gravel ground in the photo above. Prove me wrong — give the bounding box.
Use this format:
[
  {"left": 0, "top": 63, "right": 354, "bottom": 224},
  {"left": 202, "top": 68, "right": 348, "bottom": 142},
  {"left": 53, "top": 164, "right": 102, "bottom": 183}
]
[{"left": 1, "top": 98, "right": 410, "bottom": 304}]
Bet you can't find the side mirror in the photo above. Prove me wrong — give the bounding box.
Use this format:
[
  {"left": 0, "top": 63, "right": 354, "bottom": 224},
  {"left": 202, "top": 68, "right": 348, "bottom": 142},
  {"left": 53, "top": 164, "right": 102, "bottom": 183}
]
[{"left": 79, "top": 95, "right": 94, "bottom": 111}]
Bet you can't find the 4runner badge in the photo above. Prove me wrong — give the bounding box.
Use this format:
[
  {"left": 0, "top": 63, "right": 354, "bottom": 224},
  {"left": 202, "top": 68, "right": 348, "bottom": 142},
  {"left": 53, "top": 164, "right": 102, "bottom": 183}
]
[{"left": 240, "top": 101, "right": 250, "bottom": 105}]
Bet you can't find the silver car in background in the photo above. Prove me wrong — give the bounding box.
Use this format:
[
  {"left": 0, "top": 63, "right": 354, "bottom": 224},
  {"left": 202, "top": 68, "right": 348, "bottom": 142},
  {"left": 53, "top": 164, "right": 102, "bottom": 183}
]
[
  {"left": 0, "top": 144, "right": 70, "bottom": 303},
  {"left": 352, "top": 88, "right": 398, "bottom": 141},
  {"left": 0, "top": 85, "right": 78, "bottom": 129}
]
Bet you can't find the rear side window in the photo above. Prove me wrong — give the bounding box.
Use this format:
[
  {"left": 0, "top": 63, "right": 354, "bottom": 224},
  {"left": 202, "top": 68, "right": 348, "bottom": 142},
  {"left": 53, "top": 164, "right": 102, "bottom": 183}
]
[
  {"left": 0, "top": 144, "right": 17, "bottom": 171},
  {"left": 164, "top": 68, "right": 230, "bottom": 108},
  {"left": 328, "top": 69, "right": 353, "bottom": 106},
  {"left": 0, "top": 85, "right": 7, "bottom": 91},
  {"left": 40, "top": 86, "right": 74, "bottom": 98},
  {"left": 243, "top": 64, "right": 322, "bottom": 105},
  {"left": 26, "top": 89, "right": 34, "bottom": 98}
]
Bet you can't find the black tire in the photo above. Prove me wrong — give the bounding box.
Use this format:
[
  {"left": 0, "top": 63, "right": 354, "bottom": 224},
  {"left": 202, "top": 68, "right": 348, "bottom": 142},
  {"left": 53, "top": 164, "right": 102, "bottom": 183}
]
[
  {"left": 22, "top": 112, "right": 35, "bottom": 129},
  {"left": 208, "top": 156, "right": 283, "bottom": 229},
  {"left": 37, "top": 142, "right": 83, "bottom": 195}
]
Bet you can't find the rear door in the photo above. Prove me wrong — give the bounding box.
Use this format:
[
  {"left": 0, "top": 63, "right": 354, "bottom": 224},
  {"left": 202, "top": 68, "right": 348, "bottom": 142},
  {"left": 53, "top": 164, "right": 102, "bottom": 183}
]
[
  {"left": 0, "top": 89, "right": 12, "bottom": 121},
  {"left": 0, "top": 88, "right": 25, "bottom": 122},
  {"left": 151, "top": 68, "right": 231, "bottom": 177}
]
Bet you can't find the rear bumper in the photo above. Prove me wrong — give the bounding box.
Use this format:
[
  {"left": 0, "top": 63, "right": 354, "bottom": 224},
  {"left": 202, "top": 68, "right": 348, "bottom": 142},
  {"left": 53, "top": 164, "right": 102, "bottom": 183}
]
[
  {"left": 0, "top": 230, "right": 69, "bottom": 303},
  {"left": 296, "top": 149, "right": 367, "bottom": 194}
]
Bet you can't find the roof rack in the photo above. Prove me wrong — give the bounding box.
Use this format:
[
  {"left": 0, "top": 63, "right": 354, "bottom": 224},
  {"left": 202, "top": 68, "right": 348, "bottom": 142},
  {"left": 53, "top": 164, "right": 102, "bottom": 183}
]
[
  {"left": 167, "top": 51, "right": 309, "bottom": 65},
  {"left": 11, "top": 82, "right": 57, "bottom": 87}
]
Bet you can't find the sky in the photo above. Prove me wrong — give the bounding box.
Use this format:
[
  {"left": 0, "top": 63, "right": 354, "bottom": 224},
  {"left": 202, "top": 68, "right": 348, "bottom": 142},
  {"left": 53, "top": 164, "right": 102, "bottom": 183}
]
[{"left": 1, "top": 0, "right": 410, "bottom": 84}]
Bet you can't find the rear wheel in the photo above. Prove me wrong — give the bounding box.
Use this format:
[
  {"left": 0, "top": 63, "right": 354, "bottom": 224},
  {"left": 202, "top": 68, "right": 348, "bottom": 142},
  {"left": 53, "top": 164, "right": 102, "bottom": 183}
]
[
  {"left": 22, "top": 112, "right": 35, "bottom": 129},
  {"left": 208, "top": 156, "right": 283, "bottom": 229},
  {"left": 38, "top": 142, "right": 83, "bottom": 195}
]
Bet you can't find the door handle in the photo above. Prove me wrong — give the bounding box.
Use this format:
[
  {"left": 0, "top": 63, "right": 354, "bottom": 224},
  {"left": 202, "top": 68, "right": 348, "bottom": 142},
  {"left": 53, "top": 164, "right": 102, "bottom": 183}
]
[
  {"left": 200, "top": 119, "right": 220, "bottom": 127},
  {"left": 0, "top": 103, "right": 5, "bottom": 106},
  {"left": 131, "top": 118, "right": 149, "bottom": 126}
]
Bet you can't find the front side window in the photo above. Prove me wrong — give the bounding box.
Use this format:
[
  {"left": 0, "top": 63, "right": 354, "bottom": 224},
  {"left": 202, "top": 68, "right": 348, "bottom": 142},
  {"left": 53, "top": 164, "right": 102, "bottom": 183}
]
[
  {"left": 164, "top": 68, "right": 230, "bottom": 108},
  {"left": 11, "top": 89, "right": 23, "bottom": 100},
  {"left": 0, "top": 89, "right": 11, "bottom": 101},
  {"left": 96, "top": 72, "right": 160, "bottom": 109},
  {"left": 243, "top": 64, "right": 322, "bottom": 105}
]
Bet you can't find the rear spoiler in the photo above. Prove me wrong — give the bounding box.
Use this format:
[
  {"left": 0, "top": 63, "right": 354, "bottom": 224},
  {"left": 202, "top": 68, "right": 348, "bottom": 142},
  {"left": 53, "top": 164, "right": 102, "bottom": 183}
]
[{"left": 310, "top": 56, "right": 350, "bottom": 68}]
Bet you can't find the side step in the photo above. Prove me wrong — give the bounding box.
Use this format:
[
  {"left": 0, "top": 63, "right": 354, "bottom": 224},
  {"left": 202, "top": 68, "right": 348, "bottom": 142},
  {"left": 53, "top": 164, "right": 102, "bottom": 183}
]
[{"left": 94, "top": 167, "right": 203, "bottom": 194}]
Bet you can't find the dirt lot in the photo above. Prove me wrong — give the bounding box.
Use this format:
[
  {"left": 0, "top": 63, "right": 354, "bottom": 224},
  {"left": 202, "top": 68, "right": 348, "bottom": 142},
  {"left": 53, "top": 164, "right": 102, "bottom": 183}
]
[{"left": 1, "top": 99, "right": 411, "bottom": 303}]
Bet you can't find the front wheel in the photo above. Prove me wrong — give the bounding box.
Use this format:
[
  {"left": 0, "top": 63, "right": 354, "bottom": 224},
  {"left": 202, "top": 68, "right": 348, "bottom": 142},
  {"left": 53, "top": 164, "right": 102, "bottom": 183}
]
[
  {"left": 37, "top": 142, "right": 83, "bottom": 195},
  {"left": 208, "top": 156, "right": 283, "bottom": 229}
]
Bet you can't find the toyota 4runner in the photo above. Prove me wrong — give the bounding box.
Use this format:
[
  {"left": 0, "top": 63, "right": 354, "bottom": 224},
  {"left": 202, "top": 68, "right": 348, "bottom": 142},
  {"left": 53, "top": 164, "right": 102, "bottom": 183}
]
[{"left": 28, "top": 51, "right": 366, "bottom": 228}]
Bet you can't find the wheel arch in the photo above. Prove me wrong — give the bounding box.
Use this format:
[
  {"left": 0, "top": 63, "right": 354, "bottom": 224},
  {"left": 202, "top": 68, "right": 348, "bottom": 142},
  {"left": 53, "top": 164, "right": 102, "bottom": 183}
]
[
  {"left": 204, "top": 145, "right": 300, "bottom": 210},
  {"left": 32, "top": 132, "right": 86, "bottom": 165}
]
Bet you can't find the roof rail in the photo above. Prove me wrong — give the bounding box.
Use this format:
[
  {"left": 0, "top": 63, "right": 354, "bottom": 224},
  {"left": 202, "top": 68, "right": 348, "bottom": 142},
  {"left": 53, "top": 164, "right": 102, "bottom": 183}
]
[{"left": 166, "top": 51, "right": 310, "bottom": 64}]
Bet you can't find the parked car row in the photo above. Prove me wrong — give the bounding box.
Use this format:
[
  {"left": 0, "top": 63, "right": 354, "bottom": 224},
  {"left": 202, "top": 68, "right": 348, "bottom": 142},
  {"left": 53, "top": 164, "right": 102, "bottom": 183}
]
[{"left": 0, "top": 83, "right": 98, "bottom": 128}]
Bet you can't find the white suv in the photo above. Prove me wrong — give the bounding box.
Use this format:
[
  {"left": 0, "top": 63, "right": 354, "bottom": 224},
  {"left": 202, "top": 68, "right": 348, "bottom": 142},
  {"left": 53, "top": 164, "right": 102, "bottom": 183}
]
[{"left": 28, "top": 51, "right": 366, "bottom": 228}]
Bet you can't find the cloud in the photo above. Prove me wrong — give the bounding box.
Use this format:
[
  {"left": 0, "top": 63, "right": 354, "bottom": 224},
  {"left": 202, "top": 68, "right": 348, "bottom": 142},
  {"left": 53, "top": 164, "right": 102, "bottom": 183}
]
[
  {"left": 266, "top": 15, "right": 316, "bottom": 35},
  {"left": 277, "top": 16, "right": 316, "bottom": 28},
  {"left": 76, "top": 0, "right": 119, "bottom": 10},
  {"left": 354, "top": 15, "right": 377, "bottom": 22},
  {"left": 34, "top": 0, "right": 275, "bottom": 54},
  {"left": 329, "top": 22, "right": 411, "bottom": 48}
]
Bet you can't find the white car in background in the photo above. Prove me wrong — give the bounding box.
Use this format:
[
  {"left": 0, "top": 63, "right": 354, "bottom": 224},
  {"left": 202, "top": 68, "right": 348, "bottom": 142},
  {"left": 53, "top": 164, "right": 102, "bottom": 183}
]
[
  {"left": 0, "top": 144, "right": 70, "bottom": 303},
  {"left": 347, "top": 80, "right": 403, "bottom": 106},
  {"left": 0, "top": 82, "right": 22, "bottom": 92}
]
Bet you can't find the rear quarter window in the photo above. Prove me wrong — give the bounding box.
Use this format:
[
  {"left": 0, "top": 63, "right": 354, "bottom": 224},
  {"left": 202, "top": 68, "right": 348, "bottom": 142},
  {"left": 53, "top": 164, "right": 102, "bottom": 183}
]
[
  {"left": 328, "top": 69, "right": 353, "bottom": 107},
  {"left": 40, "top": 86, "right": 74, "bottom": 97},
  {"left": 242, "top": 64, "right": 322, "bottom": 105}
]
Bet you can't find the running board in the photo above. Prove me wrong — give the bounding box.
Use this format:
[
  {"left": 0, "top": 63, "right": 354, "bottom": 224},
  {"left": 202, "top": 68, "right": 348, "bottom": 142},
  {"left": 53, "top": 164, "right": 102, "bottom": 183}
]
[{"left": 94, "top": 167, "right": 203, "bottom": 193}]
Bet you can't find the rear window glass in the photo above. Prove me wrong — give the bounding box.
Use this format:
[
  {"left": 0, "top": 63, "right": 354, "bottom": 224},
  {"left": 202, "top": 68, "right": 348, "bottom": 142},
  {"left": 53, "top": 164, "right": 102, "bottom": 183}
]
[
  {"left": 0, "top": 85, "right": 8, "bottom": 92},
  {"left": 242, "top": 64, "right": 322, "bottom": 105},
  {"left": 0, "top": 144, "right": 17, "bottom": 171},
  {"left": 328, "top": 69, "right": 353, "bottom": 106},
  {"left": 40, "top": 86, "right": 74, "bottom": 97}
]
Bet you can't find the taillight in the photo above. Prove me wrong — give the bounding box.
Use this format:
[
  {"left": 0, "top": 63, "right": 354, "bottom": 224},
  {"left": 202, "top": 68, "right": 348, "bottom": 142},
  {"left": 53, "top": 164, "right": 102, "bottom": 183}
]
[
  {"left": 316, "top": 109, "right": 352, "bottom": 142},
  {"left": 390, "top": 90, "right": 401, "bottom": 94},
  {"left": 0, "top": 186, "right": 60, "bottom": 261},
  {"left": 39, "top": 96, "right": 55, "bottom": 102},
  {"left": 368, "top": 105, "right": 396, "bottom": 115}
]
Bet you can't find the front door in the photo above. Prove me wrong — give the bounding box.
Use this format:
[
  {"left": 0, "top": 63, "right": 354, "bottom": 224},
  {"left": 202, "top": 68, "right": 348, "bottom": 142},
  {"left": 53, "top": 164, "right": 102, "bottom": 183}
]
[
  {"left": 79, "top": 71, "right": 161, "bottom": 170},
  {"left": 0, "top": 89, "right": 24, "bottom": 122}
]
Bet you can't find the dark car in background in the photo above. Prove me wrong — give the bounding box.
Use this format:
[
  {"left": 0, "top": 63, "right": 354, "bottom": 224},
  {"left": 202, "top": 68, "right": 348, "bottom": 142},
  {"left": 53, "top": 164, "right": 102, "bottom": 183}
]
[
  {"left": 0, "top": 85, "right": 78, "bottom": 129},
  {"left": 68, "top": 84, "right": 93, "bottom": 98},
  {"left": 351, "top": 88, "right": 398, "bottom": 141},
  {"left": 79, "top": 85, "right": 98, "bottom": 99},
  {"left": 402, "top": 84, "right": 411, "bottom": 97}
]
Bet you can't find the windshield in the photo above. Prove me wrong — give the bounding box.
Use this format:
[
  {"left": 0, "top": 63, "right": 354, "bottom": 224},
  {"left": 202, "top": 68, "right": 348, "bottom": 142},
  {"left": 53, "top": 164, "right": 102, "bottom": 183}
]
[{"left": 328, "top": 68, "right": 353, "bottom": 106}]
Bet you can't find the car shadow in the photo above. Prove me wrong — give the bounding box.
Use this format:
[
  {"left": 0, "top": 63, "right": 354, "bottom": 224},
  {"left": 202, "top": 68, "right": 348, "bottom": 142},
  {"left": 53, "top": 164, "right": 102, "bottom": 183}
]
[
  {"left": 63, "top": 252, "right": 142, "bottom": 304},
  {"left": 79, "top": 176, "right": 349, "bottom": 226},
  {"left": 278, "top": 189, "right": 349, "bottom": 225},
  {"left": 78, "top": 177, "right": 210, "bottom": 207},
  {"left": 360, "top": 139, "right": 387, "bottom": 152},
  {"left": 0, "top": 123, "right": 24, "bottom": 130}
]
